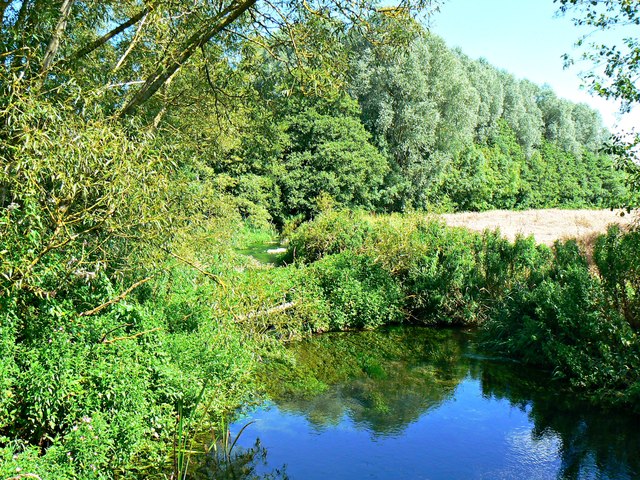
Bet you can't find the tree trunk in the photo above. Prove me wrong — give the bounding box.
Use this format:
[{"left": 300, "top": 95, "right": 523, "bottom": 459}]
[
  {"left": 118, "top": 0, "right": 257, "bottom": 117},
  {"left": 42, "top": 0, "right": 75, "bottom": 72}
]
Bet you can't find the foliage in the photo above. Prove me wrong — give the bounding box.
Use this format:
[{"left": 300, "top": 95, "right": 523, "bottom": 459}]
[
  {"left": 556, "top": 0, "right": 640, "bottom": 111},
  {"left": 594, "top": 225, "right": 640, "bottom": 330},
  {"left": 556, "top": 0, "right": 640, "bottom": 209},
  {"left": 0, "top": 1, "right": 637, "bottom": 475},
  {"left": 308, "top": 253, "right": 404, "bottom": 330},
  {"left": 0, "top": 214, "right": 263, "bottom": 477},
  {"left": 481, "top": 231, "right": 640, "bottom": 410},
  {"left": 351, "top": 31, "right": 479, "bottom": 210},
  {"left": 286, "top": 212, "right": 640, "bottom": 409},
  {"left": 273, "top": 106, "right": 388, "bottom": 219},
  {"left": 287, "top": 210, "right": 550, "bottom": 325}
]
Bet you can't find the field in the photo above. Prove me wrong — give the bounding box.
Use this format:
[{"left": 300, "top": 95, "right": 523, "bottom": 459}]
[{"left": 440, "top": 209, "right": 636, "bottom": 246}]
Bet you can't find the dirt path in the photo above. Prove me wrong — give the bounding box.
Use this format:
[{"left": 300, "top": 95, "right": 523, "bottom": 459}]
[{"left": 440, "top": 209, "right": 635, "bottom": 246}]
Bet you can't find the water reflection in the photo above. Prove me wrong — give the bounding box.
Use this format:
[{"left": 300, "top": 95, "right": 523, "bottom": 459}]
[
  {"left": 216, "top": 327, "right": 640, "bottom": 479},
  {"left": 273, "top": 329, "right": 467, "bottom": 436},
  {"left": 189, "top": 438, "right": 288, "bottom": 480},
  {"left": 471, "top": 361, "right": 640, "bottom": 480}
]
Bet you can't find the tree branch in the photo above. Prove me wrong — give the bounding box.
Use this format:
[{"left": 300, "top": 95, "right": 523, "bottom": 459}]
[
  {"left": 118, "top": 0, "right": 258, "bottom": 117},
  {"left": 70, "top": 6, "right": 151, "bottom": 63},
  {"left": 102, "top": 327, "right": 161, "bottom": 344},
  {"left": 78, "top": 275, "right": 154, "bottom": 317},
  {"left": 42, "top": 0, "right": 75, "bottom": 72}
]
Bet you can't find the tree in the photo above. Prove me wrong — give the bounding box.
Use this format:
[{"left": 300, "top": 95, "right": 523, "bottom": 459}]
[
  {"left": 556, "top": 0, "right": 640, "bottom": 209},
  {"left": 537, "top": 86, "right": 581, "bottom": 155},
  {"left": 352, "top": 33, "right": 440, "bottom": 210},
  {"left": 501, "top": 75, "right": 543, "bottom": 154},
  {"left": 556, "top": 0, "right": 640, "bottom": 112},
  {"left": 351, "top": 30, "right": 479, "bottom": 210},
  {"left": 1, "top": 0, "right": 439, "bottom": 120},
  {"left": 458, "top": 55, "right": 505, "bottom": 143},
  {"left": 273, "top": 104, "right": 388, "bottom": 219},
  {"left": 571, "top": 102, "right": 608, "bottom": 152}
]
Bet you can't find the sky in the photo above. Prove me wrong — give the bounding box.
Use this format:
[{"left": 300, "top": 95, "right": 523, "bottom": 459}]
[{"left": 429, "top": 0, "right": 639, "bottom": 133}]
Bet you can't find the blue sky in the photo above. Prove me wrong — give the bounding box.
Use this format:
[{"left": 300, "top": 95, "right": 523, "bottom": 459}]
[{"left": 429, "top": 0, "right": 639, "bottom": 133}]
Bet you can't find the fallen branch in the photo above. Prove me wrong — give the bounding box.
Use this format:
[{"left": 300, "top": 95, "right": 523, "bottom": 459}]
[
  {"left": 102, "top": 327, "right": 162, "bottom": 345},
  {"left": 235, "top": 301, "right": 297, "bottom": 322},
  {"left": 79, "top": 275, "right": 154, "bottom": 317}
]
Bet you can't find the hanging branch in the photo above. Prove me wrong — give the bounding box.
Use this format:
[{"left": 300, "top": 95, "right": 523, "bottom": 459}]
[
  {"left": 70, "top": 6, "right": 152, "bottom": 63},
  {"left": 113, "top": 10, "right": 150, "bottom": 71}
]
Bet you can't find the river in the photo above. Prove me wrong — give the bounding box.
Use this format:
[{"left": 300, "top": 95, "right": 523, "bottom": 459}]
[{"left": 200, "top": 327, "right": 640, "bottom": 479}]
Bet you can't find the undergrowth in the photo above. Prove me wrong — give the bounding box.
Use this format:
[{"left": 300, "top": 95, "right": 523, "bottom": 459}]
[{"left": 2, "top": 209, "right": 639, "bottom": 478}]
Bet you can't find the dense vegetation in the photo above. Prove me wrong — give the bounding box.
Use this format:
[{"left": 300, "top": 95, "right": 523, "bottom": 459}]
[
  {"left": 1, "top": 0, "right": 639, "bottom": 477},
  {"left": 283, "top": 209, "right": 640, "bottom": 410}
]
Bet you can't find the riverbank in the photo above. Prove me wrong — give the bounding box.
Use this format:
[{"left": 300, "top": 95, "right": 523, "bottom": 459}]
[
  {"left": 281, "top": 209, "right": 640, "bottom": 410},
  {"left": 2, "top": 210, "right": 638, "bottom": 478}
]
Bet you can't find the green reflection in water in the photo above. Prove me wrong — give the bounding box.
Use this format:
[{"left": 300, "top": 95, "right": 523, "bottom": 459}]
[
  {"left": 263, "top": 326, "right": 470, "bottom": 436},
  {"left": 199, "top": 327, "right": 640, "bottom": 480},
  {"left": 257, "top": 326, "right": 640, "bottom": 479}
]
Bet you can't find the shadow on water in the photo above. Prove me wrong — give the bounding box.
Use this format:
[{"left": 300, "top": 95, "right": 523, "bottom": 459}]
[
  {"left": 471, "top": 361, "right": 640, "bottom": 480},
  {"left": 200, "top": 327, "right": 640, "bottom": 479}
]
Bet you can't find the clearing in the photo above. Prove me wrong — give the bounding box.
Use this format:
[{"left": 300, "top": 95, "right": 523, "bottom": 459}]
[{"left": 440, "top": 209, "right": 636, "bottom": 246}]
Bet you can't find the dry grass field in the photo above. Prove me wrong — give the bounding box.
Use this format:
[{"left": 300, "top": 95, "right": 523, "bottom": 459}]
[{"left": 440, "top": 209, "right": 636, "bottom": 246}]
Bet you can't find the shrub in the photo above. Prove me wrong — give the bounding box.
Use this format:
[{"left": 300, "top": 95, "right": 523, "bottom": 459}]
[
  {"left": 286, "top": 209, "right": 375, "bottom": 262},
  {"left": 481, "top": 238, "right": 640, "bottom": 409},
  {"left": 594, "top": 225, "right": 640, "bottom": 330},
  {"left": 308, "top": 253, "right": 404, "bottom": 330}
]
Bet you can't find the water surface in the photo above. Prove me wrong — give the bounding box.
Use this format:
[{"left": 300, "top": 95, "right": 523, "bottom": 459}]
[{"left": 209, "top": 328, "right": 640, "bottom": 479}]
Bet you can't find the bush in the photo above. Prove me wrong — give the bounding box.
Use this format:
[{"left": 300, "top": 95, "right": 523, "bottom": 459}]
[
  {"left": 594, "top": 225, "right": 640, "bottom": 330},
  {"left": 286, "top": 209, "right": 375, "bottom": 262},
  {"left": 481, "top": 238, "right": 640, "bottom": 410},
  {"left": 308, "top": 253, "right": 404, "bottom": 330},
  {"left": 287, "top": 211, "right": 550, "bottom": 326}
]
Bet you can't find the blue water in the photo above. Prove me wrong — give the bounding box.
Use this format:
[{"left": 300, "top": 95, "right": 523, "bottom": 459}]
[{"left": 217, "top": 328, "right": 640, "bottom": 480}]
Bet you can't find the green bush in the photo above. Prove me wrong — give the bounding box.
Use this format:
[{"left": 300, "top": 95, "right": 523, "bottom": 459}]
[
  {"left": 481, "top": 238, "right": 640, "bottom": 410},
  {"left": 287, "top": 211, "right": 551, "bottom": 326},
  {"left": 594, "top": 225, "right": 640, "bottom": 330},
  {"left": 403, "top": 225, "right": 480, "bottom": 325},
  {"left": 286, "top": 209, "right": 375, "bottom": 262},
  {"left": 309, "top": 253, "right": 404, "bottom": 330}
]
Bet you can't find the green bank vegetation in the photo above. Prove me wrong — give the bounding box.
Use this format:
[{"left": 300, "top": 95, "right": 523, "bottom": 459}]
[
  {"left": 1, "top": 0, "right": 639, "bottom": 477},
  {"left": 285, "top": 210, "right": 640, "bottom": 409}
]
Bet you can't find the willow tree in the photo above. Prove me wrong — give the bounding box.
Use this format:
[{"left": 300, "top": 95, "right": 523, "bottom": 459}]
[
  {"left": 1, "top": 0, "right": 439, "bottom": 119},
  {"left": 458, "top": 55, "right": 505, "bottom": 143},
  {"left": 501, "top": 74, "right": 543, "bottom": 154},
  {"left": 351, "top": 28, "right": 479, "bottom": 210}
]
